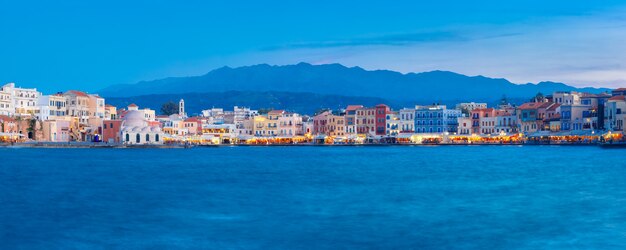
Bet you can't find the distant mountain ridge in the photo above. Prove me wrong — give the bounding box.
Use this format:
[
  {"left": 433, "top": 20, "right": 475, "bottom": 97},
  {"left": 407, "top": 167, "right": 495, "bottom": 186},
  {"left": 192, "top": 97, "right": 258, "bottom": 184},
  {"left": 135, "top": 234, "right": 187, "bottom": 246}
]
[
  {"left": 99, "top": 63, "right": 610, "bottom": 104},
  {"left": 105, "top": 91, "right": 389, "bottom": 115}
]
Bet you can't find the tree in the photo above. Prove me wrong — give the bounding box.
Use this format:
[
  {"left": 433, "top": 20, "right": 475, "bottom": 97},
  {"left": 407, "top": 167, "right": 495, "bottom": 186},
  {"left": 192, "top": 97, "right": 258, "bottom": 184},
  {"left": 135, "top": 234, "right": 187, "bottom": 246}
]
[
  {"left": 160, "top": 101, "right": 179, "bottom": 115},
  {"left": 27, "top": 118, "right": 37, "bottom": 139},
  {"left": 500, "top": 95, "right": 509, "bottom": 105},
  {"left": 532, "top": 92, "right": 545, "bottom": 103}
]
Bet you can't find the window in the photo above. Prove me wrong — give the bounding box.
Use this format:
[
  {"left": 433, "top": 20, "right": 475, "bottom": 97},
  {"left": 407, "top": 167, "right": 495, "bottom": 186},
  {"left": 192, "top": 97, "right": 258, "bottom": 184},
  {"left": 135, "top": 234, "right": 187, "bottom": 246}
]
[
  {"left": 146, "top": 134, "right": 150, "bottom": 142},
  {"left": 136, "top": 134, "right": 140, "bottom": 143},
  {"left": 126, "top": 133, "right": 129, "bottom": 142}
]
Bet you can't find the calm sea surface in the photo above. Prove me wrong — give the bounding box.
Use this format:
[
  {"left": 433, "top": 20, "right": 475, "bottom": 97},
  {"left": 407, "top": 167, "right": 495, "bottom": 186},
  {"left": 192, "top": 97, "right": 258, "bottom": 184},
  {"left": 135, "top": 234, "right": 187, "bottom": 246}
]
[{"left": 1, "top": 146, "right": 626, "bottom": 249}]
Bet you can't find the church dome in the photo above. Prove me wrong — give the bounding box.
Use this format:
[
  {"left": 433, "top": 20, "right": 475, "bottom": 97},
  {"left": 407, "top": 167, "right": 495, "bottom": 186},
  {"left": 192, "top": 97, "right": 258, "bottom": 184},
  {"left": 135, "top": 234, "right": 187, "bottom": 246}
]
[{"left": 122, "top": 110, "right": 147, "bottom": 128}]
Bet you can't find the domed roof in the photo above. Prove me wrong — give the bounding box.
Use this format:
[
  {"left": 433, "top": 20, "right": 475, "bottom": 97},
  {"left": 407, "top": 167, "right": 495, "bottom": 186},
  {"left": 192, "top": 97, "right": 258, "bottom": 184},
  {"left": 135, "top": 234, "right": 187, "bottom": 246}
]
[{"left": 123, "top": 110, "right": 147, "bottom": 127}]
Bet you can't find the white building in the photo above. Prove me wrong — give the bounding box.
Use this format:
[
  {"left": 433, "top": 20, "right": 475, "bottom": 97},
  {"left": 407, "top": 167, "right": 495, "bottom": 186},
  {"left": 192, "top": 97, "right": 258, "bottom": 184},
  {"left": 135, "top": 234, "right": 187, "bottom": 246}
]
[
  {"left": 456, "top": 102, "right": 487, "bottom": 112},
  {"left": 552, "top": 92, "right": 581, "bottom": 105},
  {"left": 386, "top": 111, "right": 400, "bottom": 136},
  {"left": 0, "top": 84, "right": 13, "bottom": 116},
  {"left": 127, "top": 104, "right": 155, "bottom": 122},
  {"left": 120, "top": 110, "right": 164, "bottom": 145},
  {"left": 605, "top": 96, "right": 626, "bottom": 132},
  {"left": 457, "top": 116, "right": 472, "bottom": 135},
  {"left": 1, "top": 83, "right": 41, "bottom": 117},
  {"left": 37, "top": 94, "right": 67, "bottom": 121},
  {"left": 399, "top": 108, "right": 415, "bottom": 133}
]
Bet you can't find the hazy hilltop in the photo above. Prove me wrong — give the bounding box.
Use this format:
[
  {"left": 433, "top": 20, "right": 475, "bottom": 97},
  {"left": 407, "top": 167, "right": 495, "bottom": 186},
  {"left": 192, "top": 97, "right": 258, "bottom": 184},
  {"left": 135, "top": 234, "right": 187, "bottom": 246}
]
[{"left": 99, "top": 63, "right": 610, "bottom": 113}]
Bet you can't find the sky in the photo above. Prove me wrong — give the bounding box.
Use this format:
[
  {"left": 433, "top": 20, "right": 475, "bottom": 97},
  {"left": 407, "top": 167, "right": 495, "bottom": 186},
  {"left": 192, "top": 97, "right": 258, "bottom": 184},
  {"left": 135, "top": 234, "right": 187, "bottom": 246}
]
[{"left": 1, "top": 0, "right": 626, "bottom": 93}]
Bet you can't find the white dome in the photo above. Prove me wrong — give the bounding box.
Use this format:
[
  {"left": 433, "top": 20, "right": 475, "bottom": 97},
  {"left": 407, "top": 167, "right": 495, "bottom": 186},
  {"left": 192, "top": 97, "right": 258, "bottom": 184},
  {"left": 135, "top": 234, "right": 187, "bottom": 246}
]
[{"left": 123, "top": 111, "right": 147, "bottom": 127}]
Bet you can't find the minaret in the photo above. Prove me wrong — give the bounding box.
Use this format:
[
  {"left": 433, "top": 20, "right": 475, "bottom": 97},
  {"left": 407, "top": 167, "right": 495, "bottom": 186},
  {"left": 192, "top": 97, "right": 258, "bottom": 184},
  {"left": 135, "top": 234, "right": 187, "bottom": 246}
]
[{"left": 179, "top": 99, "right": 186, "bottom": 118}]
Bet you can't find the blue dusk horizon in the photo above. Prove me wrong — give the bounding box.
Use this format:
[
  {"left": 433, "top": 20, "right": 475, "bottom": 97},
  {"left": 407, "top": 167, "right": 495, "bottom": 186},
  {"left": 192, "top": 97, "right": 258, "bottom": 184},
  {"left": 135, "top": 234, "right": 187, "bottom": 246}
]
[{"left": 2, "top": 1, "right": 626, "bottom": 93}]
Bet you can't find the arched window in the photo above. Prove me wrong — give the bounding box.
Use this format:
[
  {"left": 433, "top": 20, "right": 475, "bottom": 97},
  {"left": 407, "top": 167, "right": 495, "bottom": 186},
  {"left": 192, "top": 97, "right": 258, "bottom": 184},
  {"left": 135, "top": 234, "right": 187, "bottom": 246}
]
[
  {"left": 146, "top": 134, "right": 150, "bottom": 142},
  {"left": 136, "top": 134, "right": 140, "bottom": 143},
  {"left": 156, "top": 134, "right": 160, "bottom": 142},
  {"left": 125, "top": 133, "right": 129, "bottom": 142}
]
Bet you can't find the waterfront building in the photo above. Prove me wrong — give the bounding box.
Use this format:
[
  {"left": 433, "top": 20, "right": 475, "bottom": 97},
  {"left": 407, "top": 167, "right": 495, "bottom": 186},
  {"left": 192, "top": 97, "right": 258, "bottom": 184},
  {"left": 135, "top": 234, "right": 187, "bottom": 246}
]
[
  {"left": 0, "top": 115, "right": 17, "bottom": 133},
  {"left": 494, "top": 109, "right": 518, "bottom": 134},
  {"left": 356, "top": 107, "right": 376, "bottom": 135},
  {"left": 456, "top": 102, "right": 487, "bottom": 113},
  {"left": 605, "top": 95, "right": 626, "bottom": 132},
  {"left": 612, "top": 88, "right": 626, "bottom": 96},
  {"left": 251, "top": 110, "right": 299, "bottom": 137},
  {"left": 64, "top": 90, "right": 91, "bottom": 125},
  {"left": 183, "top": 117, "right": 202, "bottom": 135},
  {"left": 457, "top": 116, "right": 472, "bottom": 135},
  {"left": 344, "top": 105, "right": 363, "bottom": 136},
  {"left": 415, "top": 105, "right": 460, "bottom": 134},
  {"left": 517, "top": 102, "right": 563, "bottom": 133},
  {"left": 102, "top": 120, "right": 123, "bottom": 143},
  {"left": 0, "top": 84, "right": 13, "bottom": 116},
  {"left": 202, "top": 124, "right": 237, "bottom": 143},
  {"left": 399, "top": 108, "right": 415, "bottom": 134},
  {"left": 253, "top": 113, "right": 277, "bottom": 137},
  {"left": 125, "top": 103, "right": 155, "bottom": 122},
  {"left": 375, "top": 104, "right": 391, "bottom": 135},
  {"left": 302, "top": 117, "right": 314, "bottom": 135},
  {"left": 120, "top": 110, "right": 164, "bottom": 145},
  {"left": 236, "top": 118, "right": 254, "bottom": 136},
  {"left": 201, "top": 108, "right": 225, "bottom": 124},
  {"left": 160, "top": 114, "right": 187, "bottom": 136},
  {"left": 104, "top": 105, "right": 117, "bottom": 120},
  {"left": 37, "top": 94, "right": 67, "bottom": 121},
  {"left": 385, "top": 111, "right": 400, "bottom": 136},
  {"left": 7, "top": 83, "right": 41, "bottom": 117},
  {"left": 581, "top": 93, "right": 611, "bottom": 130},
  {"left": 552, "top": 91, "right": 581, "bottom": 105},
  {"left": 41, "top": 119, "right": 71, "bottom": 142},
  {"left": 470, "top": 108, "right": 495, "bottom": 134},
  {"left": 313, "top": 110, "right": 346, "bottom": 137},
  {"left": 560, "top": 104, "right": 593, "bottom": 131},
  {"left": 480, "top": 115, "right": 497, "bottom": 135},
  {"left": 277, "top": 111, "right": 303, "bottom": 136}
]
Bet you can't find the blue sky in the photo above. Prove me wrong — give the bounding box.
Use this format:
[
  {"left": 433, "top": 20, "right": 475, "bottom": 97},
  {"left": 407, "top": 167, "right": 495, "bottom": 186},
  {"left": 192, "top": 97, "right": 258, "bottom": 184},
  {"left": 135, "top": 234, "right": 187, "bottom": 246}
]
[{"left": 1, "top": 0, "right": 626, "bottom": 93}]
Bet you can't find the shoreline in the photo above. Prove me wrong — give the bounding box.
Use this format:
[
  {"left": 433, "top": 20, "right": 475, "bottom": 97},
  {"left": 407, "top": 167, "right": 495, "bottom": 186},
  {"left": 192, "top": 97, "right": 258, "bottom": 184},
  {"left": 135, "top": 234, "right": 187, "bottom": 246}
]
[{"left": 2, "top": 142, "right": 620, "bottom": 148}]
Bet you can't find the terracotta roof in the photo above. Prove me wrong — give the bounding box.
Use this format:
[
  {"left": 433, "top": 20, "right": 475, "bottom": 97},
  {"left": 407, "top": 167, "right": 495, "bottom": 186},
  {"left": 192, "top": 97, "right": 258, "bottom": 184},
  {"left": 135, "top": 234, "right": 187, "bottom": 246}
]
[
  {"left": 346, "top": 105, "right": 364, "bottom": 111},
  {"left": 127, "top": 103, "right": 138, "bottom": 107},
  {"left": 546, "top": 103, "right": 561, "bottom": 111},
  {"left": 473, "top": 108, "right": 494, "bottom": 112},
  {"left": 609, "top": 96, "right": 626, "bottom": 101},
  {"left": 65, "top": 90, "right": 89, "bottom": 97},
  {"left": 185, "top": 117, "right": 201, "bottom": 122},
  {"left": 268, "top": 110, "right": 285, "bottom": 114},
  {"left": 614, "top": 88, "right": 626, "bottom": 91},
  {"left": 105, "top": 104, "right": 116, "bottom": 108},
  {"left": 518, "top": 102, "right": 553, "bottom": 110}
]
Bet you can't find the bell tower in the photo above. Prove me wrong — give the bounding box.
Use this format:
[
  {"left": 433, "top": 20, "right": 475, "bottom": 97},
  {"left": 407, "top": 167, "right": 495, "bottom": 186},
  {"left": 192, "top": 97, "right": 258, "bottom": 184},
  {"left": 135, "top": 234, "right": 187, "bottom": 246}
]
[{"left": 179, "top": 99, "right": 186, "bottom": 117}]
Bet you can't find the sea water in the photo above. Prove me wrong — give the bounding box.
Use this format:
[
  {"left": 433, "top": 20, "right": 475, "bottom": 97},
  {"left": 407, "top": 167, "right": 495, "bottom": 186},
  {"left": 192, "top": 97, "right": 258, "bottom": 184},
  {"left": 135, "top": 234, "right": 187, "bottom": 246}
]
[{"left": 1, "top": 146, "right": 625, "bottom": 249}]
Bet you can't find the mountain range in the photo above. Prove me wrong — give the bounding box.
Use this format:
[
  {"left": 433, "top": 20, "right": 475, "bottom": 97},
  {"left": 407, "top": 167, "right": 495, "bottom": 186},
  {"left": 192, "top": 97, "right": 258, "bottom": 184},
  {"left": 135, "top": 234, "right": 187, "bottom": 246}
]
[{"left": 99, "top": 63, "right": 611, "bottom": 114}]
